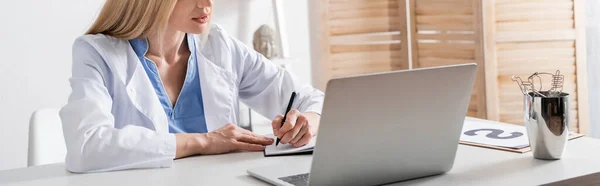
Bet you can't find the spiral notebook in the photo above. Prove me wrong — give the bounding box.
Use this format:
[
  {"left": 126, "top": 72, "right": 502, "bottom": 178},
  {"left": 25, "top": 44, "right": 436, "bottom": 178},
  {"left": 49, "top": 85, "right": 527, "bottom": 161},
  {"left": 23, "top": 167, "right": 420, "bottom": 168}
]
[{"left": 263, "top": 135, "right": 317, "bottom": 157}]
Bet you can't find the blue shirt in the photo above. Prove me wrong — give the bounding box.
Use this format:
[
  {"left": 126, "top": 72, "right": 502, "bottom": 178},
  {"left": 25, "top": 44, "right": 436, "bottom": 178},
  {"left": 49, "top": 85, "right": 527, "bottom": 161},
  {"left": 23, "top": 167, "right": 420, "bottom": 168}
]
[{"left": 129, "top": 35, "right": 208, "bottom": 134}]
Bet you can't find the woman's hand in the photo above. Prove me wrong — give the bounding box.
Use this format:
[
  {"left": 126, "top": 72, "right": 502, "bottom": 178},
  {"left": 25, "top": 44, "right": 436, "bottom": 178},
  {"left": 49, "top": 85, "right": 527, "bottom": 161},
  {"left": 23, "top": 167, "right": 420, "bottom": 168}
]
[
  {"left": 175, "top": 124, "right": 273, "bottom": 158},
  {"left": 272, "top": 110, "right": 320, "bottom": 147}
]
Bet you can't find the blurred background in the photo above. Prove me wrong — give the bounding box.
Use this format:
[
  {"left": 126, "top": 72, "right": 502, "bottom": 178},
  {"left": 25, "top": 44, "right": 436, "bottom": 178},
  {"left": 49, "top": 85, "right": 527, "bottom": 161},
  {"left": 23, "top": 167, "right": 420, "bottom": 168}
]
[{"left": 0, "top": 0, "right": 598, "bottom": 171}]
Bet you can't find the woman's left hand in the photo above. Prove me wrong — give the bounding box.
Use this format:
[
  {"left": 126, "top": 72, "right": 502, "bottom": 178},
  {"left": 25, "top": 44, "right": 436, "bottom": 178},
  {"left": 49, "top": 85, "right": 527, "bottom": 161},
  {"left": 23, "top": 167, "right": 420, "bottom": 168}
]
[{"left": 271, "top": 110, "right": 320, "bottom": 147}]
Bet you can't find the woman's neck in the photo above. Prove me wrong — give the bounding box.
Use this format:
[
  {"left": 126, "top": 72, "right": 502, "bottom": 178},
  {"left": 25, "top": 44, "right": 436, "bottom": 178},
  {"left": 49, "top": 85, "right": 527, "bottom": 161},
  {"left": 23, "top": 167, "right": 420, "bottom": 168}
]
[{"left": 146, "top": 29, "right": 188, "bottom": 64}]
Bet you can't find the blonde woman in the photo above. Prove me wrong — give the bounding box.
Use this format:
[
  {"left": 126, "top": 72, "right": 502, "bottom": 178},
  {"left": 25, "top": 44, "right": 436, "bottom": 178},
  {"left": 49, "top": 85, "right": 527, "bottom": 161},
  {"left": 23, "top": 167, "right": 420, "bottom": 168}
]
[{"left": 60, "top": 0, "right": 324, "bottom": 173}]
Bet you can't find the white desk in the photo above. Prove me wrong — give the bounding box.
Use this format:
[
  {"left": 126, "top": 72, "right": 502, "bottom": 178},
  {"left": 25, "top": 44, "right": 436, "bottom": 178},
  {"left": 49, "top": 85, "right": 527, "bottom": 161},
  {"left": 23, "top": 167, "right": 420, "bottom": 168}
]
[{"left": 2, "top": 137, "right": 600, "bottom": 186}]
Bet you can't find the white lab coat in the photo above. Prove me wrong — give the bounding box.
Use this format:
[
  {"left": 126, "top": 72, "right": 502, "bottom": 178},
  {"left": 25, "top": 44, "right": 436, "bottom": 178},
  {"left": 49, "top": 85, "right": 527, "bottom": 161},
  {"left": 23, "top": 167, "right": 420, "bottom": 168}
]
[{"left": 60, "top": 25, "right": 324, "bottom": 173}]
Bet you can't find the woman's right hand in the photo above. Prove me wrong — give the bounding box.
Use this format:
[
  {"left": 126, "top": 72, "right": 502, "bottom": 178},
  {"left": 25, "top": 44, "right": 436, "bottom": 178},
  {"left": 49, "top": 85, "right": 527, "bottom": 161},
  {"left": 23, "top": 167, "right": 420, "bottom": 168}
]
[{"left": 175, "top": 124, "right": 274, "bottom": 158}]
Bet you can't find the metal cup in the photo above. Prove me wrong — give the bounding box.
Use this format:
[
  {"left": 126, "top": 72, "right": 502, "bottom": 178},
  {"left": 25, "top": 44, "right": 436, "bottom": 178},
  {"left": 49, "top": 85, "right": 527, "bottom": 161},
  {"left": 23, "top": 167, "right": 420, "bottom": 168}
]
[{"left": 524, "top": 91, "right": 569, "bottom": 160}]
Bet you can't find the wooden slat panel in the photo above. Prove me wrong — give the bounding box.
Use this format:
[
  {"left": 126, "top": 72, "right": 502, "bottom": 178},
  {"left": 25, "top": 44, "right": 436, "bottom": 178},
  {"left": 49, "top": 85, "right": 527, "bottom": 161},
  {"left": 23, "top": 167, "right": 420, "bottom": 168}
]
[
  {"left": 331, "top": 43, "right": 401, "bottom": 53},
  {"left": 416, "top": 23, "right": 474, "bottom": 31},
  {"left": 418, "top": 46, "right": 475, "bottom": 59},
  {"left": 416, "top": 4, "right": 472, "bottom": 15},
  {"left": 497, "top": 66, "right": 576, "bottom": 77},
  {"left": 418, "top": 43, "right": 475, "bottom": 50},
  {"left": 498, "top": 63, "right": 575, "bottom": 74},
  {"left": 416, "top": 15, "right": 474, "bottom": 31},
  {"left": 319, "top": 0, "right": 586, "bottom": 133},
  {"left": 417, "top": 33, "right": 475, "bottom": 41},
  {"left": 496, "top": 41, "right": 574, "bottom": 49},
  {"left": 416, "top": 0, "right": 472, "bottom": 7},
  {"left": 417, "top": 57, "right": 474, "bottom": 68},
  {"left": 329, "top": 17, "right": 403, "bottom": 30},
  {"left": 498, "top": 56, "right": 575, "bottom": 65},
  {"left": 330, "top": 32, "right": 401, "bottom": 46},
  {"left": 497, "top": 48, "right": 575, "bottom": 59},
  {"left": 496, "top": 10, "right": 573, "bottom": 22},
  {"left": 496, "top": 0, "right": 573, "bottom": 5},
  {"left": 417, "top": 15, "right": 474, "bottom": 26},
  {"left": 332, "top": 62, "right": 393, "bottom": 71},
  {"left": 496, "top": 20, "right": 574, "bottom": 31},
  {"left": 329, "top": 0, "right": 391, "bottom": 3},
  {"left": 496, "top": 30, "right": 576, "bottom": 43},
  {"left": 331, "top": 58, "right": 405, "bottom": 69},
  {"left": 496, "top": 2, "right": 574, "bottom": 14},
  {"left": 329, "top": 0, "right": 398, "bottom": 12},
  {"left": 331, "top": 50, "right": 404, "bottom": 61},
  {"left": 492, "top": 0, "right": 581, "bottom": 132},
  {"left": 330, "top": 20, "right": 402, "bottom": 35},
  {"left": 330, "top": 9, "right": 399, "bottom": 20},
  {"left": 332, "top": 65, "right": 400, "bottom": 78}
]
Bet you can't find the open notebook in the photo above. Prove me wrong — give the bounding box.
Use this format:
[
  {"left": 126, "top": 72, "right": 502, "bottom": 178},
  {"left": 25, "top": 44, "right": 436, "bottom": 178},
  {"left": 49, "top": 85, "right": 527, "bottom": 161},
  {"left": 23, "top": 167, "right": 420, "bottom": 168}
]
[{"left": 263, "top": 135, "right": 317, "bottom": 157}]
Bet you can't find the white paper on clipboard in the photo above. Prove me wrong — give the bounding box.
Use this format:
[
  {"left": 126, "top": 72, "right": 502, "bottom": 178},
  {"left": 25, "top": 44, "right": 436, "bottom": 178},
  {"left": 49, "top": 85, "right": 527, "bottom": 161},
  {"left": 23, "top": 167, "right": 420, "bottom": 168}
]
[{"left": 460, "top": 117, "right": 530, "bottom": 149}]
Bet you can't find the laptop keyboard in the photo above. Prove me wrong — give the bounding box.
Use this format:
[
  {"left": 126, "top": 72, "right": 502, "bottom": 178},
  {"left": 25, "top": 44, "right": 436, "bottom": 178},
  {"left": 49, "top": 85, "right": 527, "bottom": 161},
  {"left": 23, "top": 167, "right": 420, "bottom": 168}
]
[{"left": 278, "top": 173, "right": 310, "bottom": 186}]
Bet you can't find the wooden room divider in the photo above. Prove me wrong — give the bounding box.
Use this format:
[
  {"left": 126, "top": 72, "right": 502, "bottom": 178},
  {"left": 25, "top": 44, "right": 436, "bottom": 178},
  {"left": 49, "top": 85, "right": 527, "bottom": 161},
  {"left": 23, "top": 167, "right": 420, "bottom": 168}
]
[{"left": 309, "top": 0, "right": 589, "bottom": 133}]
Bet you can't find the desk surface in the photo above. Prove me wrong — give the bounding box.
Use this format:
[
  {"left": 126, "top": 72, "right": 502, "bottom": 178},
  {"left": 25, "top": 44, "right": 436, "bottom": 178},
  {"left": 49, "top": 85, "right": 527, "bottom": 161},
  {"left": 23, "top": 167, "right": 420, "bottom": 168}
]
[{"left": 2, "top": 137, "right": 600, "bottom": 186}]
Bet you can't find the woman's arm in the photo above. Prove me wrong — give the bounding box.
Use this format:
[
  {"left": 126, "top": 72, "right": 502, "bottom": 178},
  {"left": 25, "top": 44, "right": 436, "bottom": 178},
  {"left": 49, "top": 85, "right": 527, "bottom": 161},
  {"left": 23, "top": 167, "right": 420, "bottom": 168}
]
[
  {"left": 222, "top": 30, "right": 324, "bottom": 120},
  {"left": 216, "top": 27, "right": 324, "bottom": 146},
  {"left": 61, "top": 39, "right": 178, "bottom": 173}
]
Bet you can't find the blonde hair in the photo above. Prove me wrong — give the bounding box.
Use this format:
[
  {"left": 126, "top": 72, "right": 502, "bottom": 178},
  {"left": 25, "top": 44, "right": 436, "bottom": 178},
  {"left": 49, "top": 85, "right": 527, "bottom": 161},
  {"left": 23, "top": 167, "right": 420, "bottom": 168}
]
[{"left": 86, "top": 0, "right": 177, "bottom": 40}]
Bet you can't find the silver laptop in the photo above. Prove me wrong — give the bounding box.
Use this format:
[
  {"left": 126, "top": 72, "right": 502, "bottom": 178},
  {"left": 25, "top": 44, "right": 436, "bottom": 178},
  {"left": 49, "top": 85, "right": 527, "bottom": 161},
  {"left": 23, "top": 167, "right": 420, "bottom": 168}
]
[{"left": 248, "top": 64, "right": 477, "bottom": 186}]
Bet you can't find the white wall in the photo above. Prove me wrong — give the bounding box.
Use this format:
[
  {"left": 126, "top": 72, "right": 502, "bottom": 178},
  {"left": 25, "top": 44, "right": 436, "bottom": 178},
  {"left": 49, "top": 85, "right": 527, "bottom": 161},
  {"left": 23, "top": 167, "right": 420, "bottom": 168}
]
[
  {"left": 0, "top": 0, "right": 311, "bottom": 170},
  {"left": 0, "top": 0, "right": 105, "bottom": 170}
]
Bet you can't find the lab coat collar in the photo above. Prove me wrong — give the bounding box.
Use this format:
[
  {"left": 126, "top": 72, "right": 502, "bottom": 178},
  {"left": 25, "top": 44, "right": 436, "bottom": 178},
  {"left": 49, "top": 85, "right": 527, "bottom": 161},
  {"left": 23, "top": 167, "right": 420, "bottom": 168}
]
[
  {"left": 109, "top": 38, "right": 170, "bottom": 133},
  {"left": 109, "top": 34, "right": 234, "bottom": 133},
  {"left": 193, "top": 34, "right": 236, "bottom": 131}
]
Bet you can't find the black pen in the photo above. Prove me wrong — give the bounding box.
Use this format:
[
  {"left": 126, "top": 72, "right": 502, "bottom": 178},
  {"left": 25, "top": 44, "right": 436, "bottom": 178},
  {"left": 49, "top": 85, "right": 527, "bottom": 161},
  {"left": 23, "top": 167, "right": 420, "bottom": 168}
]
[{"left": 276, "top": 92, "right": 296, "bottom": 146}]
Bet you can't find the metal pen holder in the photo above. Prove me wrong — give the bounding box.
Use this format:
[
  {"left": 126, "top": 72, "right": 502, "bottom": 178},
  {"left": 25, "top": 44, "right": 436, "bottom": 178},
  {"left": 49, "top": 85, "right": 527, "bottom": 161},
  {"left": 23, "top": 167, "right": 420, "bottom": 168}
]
[{"left": 513, "top": 71, "right": 569, "bottom": 160}]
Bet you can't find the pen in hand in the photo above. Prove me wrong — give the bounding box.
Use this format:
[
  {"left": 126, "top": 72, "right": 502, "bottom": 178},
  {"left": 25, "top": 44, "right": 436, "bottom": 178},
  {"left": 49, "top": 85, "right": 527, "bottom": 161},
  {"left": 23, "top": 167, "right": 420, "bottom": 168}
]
[{"left": 276, "top": 92, "right": 297, "bottom": 146}]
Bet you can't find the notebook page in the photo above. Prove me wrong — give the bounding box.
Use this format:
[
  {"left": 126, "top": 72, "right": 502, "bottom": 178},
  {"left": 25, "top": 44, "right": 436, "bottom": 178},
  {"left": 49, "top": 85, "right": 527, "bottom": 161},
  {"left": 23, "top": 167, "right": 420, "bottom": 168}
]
[{"left": 264, "top": 135, "right": 317, "bottom": 156}]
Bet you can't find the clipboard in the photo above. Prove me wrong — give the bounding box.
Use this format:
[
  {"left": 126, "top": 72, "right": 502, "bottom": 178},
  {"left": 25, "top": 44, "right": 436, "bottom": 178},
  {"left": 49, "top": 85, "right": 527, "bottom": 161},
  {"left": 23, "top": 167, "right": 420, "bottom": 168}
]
[{"left": 459, "top": 117, "right": 585, "bottom": 153}]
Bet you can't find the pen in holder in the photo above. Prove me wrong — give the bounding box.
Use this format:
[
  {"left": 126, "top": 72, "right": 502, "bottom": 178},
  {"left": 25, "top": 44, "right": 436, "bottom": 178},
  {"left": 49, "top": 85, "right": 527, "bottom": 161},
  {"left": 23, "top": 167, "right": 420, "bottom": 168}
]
[{"left": 512, "top": 71, "right": 568, "bottom": 160}]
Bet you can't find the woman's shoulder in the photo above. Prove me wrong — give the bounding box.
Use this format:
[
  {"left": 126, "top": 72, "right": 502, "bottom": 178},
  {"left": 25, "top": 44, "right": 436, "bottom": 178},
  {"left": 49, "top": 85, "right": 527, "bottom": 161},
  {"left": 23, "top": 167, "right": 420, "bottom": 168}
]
[
  {"left": 73, "top": 34, "right": 124, "bottom": 50},
  {"left": 207, "top": 24, "right": 228, "bottom": 38},
  {"left": 201, "top": 24, "right": 250, "bottom": 53},
  {"left": 71, "top": 34, "right": 131, "bottom": 72}
]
